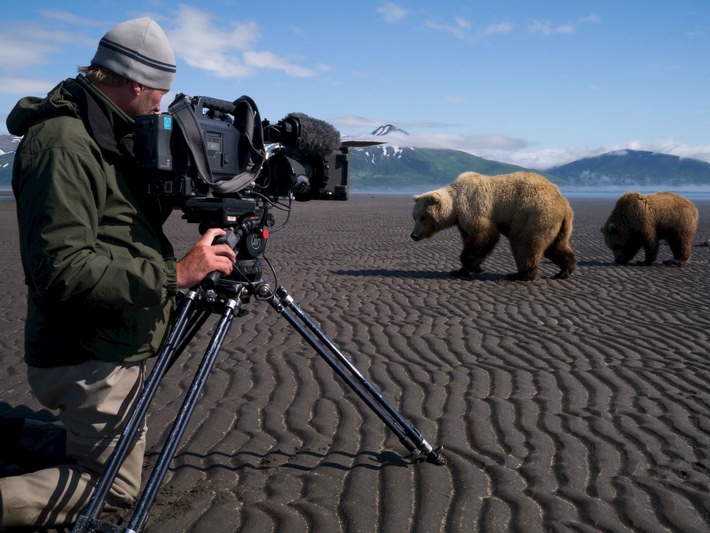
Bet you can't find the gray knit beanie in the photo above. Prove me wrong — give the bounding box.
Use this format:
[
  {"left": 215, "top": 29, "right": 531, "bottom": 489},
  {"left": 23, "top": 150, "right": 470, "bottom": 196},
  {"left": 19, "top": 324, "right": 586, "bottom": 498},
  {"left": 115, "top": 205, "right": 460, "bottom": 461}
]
[{"left": 91, "top": 17, "right": 176, "bottom": 91}]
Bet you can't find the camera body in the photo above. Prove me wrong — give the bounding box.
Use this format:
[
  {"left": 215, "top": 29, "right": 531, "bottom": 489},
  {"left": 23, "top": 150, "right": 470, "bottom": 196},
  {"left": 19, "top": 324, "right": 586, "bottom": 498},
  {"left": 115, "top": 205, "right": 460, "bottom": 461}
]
[{"left": 134, "top": 94, "right": 346, "bottom": 206}]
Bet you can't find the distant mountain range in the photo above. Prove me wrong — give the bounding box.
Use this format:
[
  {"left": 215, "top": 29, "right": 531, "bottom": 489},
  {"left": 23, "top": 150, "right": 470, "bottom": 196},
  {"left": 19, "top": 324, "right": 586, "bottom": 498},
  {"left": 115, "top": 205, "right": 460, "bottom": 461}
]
[
  {"left": 348, "top": 144, "right": 562, "bottom": 191},
  {"left": 347, "top": 125, "right": 561, "bottom": 191},
  {"left": 547, "top": 149, "right": 710, "bottom": 188},
  {"left": 0, "top": 135, "right": 18, "bottom": 191},
  {"left": 346, "top": 126, "right": 710, "bottom": 192},
  {"left": 4, "top": 128, "right": 710, "bottom": 193}
]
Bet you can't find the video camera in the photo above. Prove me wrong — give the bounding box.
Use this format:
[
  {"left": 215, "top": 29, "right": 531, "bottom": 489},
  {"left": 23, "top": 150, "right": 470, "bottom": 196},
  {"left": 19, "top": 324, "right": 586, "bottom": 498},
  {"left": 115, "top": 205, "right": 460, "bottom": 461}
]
[{"left": 134, "top": 94, "right": 347, "bottom": 206}]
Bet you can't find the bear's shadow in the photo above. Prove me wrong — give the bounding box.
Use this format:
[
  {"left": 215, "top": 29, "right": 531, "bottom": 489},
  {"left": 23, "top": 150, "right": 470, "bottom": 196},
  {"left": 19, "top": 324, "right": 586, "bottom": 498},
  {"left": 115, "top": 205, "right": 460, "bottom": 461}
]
[
  {"left": 333, "top": 268, "right": 565, "bottom": 281},
  {"left": 333, "top": 269, "right": 454, "bottom": 280},
  {"left": 577, "top": 260, "right": 610, "bottom": 267},
  {"left": 334, "top": 259, "right": 626, "bottom": 280}
]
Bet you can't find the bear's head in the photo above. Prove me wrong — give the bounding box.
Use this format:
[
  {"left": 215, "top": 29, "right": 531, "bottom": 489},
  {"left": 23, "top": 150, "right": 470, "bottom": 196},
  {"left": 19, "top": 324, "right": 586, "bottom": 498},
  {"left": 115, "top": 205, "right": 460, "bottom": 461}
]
[
  {"left": 601, "top": 222, "right": 633, "bottom": 264},
  {"left": 411, "top": 190, "right": 453, "bottom": 241}
]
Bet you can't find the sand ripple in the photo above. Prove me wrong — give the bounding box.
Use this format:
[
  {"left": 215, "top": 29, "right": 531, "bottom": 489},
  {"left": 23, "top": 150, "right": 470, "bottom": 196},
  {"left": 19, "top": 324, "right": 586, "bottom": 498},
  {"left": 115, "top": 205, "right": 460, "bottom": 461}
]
[{"left": 1, "top": 195, "right": 709, "bottom": 532}]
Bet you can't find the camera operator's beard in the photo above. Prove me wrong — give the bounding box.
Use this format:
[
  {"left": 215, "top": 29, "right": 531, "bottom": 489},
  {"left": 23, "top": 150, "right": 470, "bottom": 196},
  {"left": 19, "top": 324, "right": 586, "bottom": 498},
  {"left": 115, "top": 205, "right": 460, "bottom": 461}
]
[{"left": 128, "top": 88, "right": 165, "bottom": 118}]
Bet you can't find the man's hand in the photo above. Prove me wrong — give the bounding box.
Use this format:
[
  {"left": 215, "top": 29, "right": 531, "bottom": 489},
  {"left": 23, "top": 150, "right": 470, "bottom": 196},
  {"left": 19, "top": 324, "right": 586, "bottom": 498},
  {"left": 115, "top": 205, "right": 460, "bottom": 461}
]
[{"left": 176, "top": 228, "right": 237, "bottom": 289}]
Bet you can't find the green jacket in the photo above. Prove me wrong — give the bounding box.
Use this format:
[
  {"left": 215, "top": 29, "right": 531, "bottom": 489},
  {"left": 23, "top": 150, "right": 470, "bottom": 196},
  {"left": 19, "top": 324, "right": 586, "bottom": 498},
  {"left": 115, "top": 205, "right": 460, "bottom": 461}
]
[{"left": 7, "top": 75, "right": 178, "bottom": 367}]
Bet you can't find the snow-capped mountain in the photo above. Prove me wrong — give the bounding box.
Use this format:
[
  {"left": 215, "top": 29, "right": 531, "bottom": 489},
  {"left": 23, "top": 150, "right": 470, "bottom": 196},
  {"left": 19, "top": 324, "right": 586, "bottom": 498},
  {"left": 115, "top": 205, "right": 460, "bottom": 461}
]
[
  {"left": 0, "top": 134, "right": 20, "bottom": 154},
  {"left": 346, "top": 125, "right": 554, "bottom": 191},
  {"left": 0, "top": 135, "right": 20, "bottom": 190},
  {"left": 371, "top": 124, "right": 409, "bottom": 137}
]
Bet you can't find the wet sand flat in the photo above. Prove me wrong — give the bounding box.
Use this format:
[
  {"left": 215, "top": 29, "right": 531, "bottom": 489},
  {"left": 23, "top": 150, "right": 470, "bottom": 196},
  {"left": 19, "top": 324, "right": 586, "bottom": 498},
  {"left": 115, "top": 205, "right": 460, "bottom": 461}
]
[{"left": 1, "top": 193, "right": 709, "bottom": 532}]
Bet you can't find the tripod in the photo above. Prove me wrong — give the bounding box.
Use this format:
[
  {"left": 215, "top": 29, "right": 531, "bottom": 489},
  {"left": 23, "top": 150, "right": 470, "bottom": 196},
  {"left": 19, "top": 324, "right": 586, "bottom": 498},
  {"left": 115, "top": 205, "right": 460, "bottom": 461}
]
[{"left": 73, "top": 221, "right": 444, "bottom": 533}]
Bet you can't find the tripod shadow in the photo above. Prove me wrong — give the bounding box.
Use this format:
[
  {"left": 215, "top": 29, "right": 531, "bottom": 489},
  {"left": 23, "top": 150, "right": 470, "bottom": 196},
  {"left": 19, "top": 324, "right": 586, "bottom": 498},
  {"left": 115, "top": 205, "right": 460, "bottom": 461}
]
[{"left": 147, "top": 447, "right": 411, "bottom": 475}]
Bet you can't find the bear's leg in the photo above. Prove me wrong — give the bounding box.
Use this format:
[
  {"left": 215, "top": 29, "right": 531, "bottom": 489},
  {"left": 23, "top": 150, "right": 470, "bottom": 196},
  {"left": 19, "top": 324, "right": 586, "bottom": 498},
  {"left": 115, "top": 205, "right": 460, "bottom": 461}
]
[
  {"left": 665, "top": 235, "right": 692, "bottom": 266},
  {"left": 544, "top": 241, "right": 577, "bottom": 279},
  {"left": 453, "top": 233, "right": 499, "bottom": 277},
  {"left": 640, "top": 239, "right": 660, "bottom": 265},
  {"left": 508, "top": 240, "right": 543, "bottom": 281},
  {"left": 616, "top": 235, "right": 643, "bottom": 265}
]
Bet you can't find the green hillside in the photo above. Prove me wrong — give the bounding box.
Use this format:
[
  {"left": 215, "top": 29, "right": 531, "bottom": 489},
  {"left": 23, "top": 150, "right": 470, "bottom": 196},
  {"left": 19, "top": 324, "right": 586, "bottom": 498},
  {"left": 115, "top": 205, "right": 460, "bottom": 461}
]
[
  {"left": 348, "top": 146, "right": 563, "bottom": 190},
  {"left": 549, "top": 149, "right": 710, "bottom": 187}
]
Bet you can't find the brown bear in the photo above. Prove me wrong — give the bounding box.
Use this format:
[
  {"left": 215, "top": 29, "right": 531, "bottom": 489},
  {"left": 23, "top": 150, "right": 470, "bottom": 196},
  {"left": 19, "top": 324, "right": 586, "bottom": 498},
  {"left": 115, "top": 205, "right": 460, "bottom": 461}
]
[
  {"left": 601, "top": 191, "right": 699, "bottom": 266},
  {"left": 410, "top": 171, "right": 577, "bottom": 281}
]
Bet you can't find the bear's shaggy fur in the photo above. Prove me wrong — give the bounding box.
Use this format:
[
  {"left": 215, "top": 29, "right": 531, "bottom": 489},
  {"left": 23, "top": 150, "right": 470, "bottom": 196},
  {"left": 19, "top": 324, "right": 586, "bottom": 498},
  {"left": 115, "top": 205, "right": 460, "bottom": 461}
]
[
  {"left": 411, "top": 171, "right": 577, "bottom": 281},
  {"left": 601, "top": 191, "right": 699, "bottom": 266}
]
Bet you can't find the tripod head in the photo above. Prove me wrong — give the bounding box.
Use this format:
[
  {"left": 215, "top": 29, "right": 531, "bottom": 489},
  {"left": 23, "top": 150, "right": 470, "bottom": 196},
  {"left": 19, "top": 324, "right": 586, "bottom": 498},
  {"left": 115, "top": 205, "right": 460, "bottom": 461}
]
[{"left": 180, "top": 197, "right": 275, "bottom": 288}]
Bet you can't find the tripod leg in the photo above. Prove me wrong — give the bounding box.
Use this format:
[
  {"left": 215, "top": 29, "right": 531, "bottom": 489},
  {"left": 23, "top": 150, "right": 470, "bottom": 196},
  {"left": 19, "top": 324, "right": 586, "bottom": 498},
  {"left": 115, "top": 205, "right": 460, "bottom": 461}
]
[
  {"left": 73, "top": 290, "right": 203, "bottom": 532},
  {"left": 127, "top": 292, "right": 243, "bottom": 532},
  {"left": 264, "top": 284, "right": 444, "bottom": 465}
]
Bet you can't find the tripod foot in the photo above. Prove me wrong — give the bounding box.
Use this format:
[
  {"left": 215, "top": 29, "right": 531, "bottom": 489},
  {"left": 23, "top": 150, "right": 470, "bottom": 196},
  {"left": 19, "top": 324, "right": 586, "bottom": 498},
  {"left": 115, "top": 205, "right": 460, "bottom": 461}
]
[{"left": 404, "top": 446, "right": 445, "bottom": 466}]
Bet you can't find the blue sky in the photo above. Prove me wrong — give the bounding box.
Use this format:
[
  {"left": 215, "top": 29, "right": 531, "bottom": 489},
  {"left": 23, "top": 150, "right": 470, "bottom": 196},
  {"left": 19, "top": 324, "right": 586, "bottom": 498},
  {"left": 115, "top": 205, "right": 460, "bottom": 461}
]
[{"left": 1, "top": 1, "right": 709, "bottom": 169}]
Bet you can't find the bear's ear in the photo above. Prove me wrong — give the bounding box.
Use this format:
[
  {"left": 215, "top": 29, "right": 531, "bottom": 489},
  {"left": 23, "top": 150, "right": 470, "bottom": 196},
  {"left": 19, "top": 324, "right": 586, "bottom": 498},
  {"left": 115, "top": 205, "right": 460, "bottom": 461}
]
[
  {"left": 414, "top": 193, "right": 440, "bottom": 206},
  {"left": 425, "top": 192, "right": 442, "bottom": 207}
]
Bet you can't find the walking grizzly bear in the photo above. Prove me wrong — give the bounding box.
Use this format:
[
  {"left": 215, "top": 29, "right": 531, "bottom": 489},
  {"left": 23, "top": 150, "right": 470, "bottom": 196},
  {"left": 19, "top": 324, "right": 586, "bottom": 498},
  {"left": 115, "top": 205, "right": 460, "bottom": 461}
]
[
  {"left": 601, "top": 191, "right": 699, "bottom": 266},
  {"left": 410, "top": 171, "right": 577, "bottom": 281}
]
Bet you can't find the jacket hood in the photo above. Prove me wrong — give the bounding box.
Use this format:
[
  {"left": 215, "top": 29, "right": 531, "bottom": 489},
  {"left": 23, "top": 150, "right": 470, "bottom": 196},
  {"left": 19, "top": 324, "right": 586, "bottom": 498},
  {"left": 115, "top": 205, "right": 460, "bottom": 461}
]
[
  {"left": 6, "top": 81, "right": 79, "bottom": 137},
  {"left": 6, "top": 76, "right": 134, "bottom": 141},
  {"left": 7, "top": 76, "right": 135, "bottom": 160}
]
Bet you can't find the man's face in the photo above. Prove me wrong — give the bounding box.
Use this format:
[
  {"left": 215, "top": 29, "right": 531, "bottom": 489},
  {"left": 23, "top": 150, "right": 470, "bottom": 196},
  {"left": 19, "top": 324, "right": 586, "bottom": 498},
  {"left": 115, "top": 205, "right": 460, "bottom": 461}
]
[{"left": 125, "top": 86, "right": 167, "bottom": 118}]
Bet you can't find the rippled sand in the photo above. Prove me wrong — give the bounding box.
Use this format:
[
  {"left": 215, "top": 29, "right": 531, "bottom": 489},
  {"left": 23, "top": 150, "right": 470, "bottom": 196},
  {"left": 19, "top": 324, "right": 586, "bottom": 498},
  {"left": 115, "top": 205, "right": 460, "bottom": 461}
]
[{"left": 1, "top": 194, "right": 709, "bottom": 532}]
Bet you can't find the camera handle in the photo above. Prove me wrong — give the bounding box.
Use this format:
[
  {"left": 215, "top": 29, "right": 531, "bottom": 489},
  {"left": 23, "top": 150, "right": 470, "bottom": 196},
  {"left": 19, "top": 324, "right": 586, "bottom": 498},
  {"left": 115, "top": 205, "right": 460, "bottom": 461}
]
[
  {"left": 73, "top": 277, "right": 443, "bottom": 533},
  {"left": 201, "top": 220, "right": 256, "bottom": 289}
]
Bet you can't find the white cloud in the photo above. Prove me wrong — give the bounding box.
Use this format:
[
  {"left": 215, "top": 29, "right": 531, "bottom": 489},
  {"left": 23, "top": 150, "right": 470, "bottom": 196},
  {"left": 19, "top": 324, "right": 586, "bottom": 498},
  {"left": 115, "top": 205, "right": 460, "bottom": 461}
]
[
  {"left": 244, "top": 51, "right": 316, "bottom": 77},
  {"left": 484, "top": 21, "right": 513, "bottom": 36},
  {"left": 616, "top": 137, "right": 710, "bottom": 163},
  {"left": 169, "top": 5, "right": 315, "bottom": 78},
  {"left": 425, "top": 17, "right": 471, "bottom": 40},
  {"left": 530, "top": 13, "right": 600, "bottom": 36},
  {"left": 0, "top": 77, "right": 56, "bottom": 95},
  {"left": 530, "top": 20, "right": 572, "bottom": 35},
  {"left": 476, "top": 138, "right": 710, "bottom": 170},
  {"left": 480, "top": 146, "right": 596, "bottom": 169},
  {"left": 0, "top": 26, "right": 86, "bottom": 69},
  {"left": 37, "top": 10, "right": 107, "bottom": 26},
  {"left": 377, "top": 2, "right": 408, "bottom": 23},
  {"left": 455, "top": 17, "right": 471, "bottom": 30},
  {"left": 338, "top": 120, "right": 528, "bottom": 153},
  {"left": 579, "top": 14, "right": 601, "bottom": 25},
  {"left": 0, "top": 36, "right": 54, "bottom": 69},
  {"left": 332, "top": 115, "right": 383, "bottom": 129},
  {"left": 290, "top": 26, "right": 306, "bottom": 37}
]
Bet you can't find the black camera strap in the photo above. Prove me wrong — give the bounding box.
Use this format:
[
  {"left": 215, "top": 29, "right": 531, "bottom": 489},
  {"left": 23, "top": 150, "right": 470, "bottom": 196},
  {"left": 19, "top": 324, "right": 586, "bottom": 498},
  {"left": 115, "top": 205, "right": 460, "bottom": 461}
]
[
  {"left": 168, "top": 95, "right": 266, "bottom": 195},
  {"left": 168, "top": 96, "right": 213, "bottom": 185}
]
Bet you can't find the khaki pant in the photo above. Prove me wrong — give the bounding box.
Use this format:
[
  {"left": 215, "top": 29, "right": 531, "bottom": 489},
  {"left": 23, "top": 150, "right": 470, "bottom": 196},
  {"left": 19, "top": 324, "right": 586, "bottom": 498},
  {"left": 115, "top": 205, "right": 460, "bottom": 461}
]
[{"left": 0, "top": 360, "right": 146, "bottom": 528}]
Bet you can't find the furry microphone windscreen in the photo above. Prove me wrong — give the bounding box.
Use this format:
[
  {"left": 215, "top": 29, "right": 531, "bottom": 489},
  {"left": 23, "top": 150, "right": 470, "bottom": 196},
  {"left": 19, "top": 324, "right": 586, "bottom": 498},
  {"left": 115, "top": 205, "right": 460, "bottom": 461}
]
[{"left": 286, "top": 113, "right": 342, "bottom": 157}]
